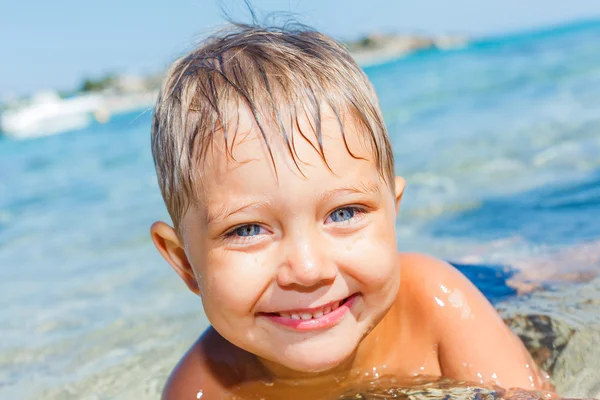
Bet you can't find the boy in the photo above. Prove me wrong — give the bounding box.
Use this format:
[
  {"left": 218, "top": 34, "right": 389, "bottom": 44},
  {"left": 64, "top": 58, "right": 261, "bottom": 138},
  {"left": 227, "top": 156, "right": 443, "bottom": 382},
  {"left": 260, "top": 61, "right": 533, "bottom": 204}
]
[{"left": 149, "top": 22, "right": 551, "bottom": 399}]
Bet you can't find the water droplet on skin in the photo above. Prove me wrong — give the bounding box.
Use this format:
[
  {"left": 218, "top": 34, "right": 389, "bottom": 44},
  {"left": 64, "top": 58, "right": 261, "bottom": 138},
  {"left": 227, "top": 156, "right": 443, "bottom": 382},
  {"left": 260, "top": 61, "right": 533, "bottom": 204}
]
[
  {"left": 371, "top": 368, "right": 379, "bottom": 379},
  {"left": 440, "top": 284, "right": 450, "bottom": 294},
  {"left": 196, "top": 390, "right": 203, "bottom": 399},
  {"left": 448, "top": 290, "right": 462, "bottom": 306},
  {"left": 434, "top": 296, "right": 445, "bottom": 307}
]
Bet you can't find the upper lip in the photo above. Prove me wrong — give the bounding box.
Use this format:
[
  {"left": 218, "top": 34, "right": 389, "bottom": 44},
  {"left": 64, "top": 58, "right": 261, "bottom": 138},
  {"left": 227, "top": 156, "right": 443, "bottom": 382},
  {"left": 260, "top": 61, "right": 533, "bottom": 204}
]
[{"left": 261, "top": 294, "right": 353, "bottom": 315}]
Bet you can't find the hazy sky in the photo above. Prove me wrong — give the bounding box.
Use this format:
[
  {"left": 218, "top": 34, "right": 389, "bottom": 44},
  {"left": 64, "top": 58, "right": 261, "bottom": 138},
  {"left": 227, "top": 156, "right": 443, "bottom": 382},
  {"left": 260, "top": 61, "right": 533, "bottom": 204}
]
[{"left": 3, "top": 0, "right": 600, "bottom": 96}]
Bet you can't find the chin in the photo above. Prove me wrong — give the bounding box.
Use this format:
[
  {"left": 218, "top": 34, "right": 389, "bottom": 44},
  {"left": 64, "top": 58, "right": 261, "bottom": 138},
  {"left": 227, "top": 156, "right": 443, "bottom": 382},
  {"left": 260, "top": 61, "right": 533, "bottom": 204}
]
[{"left": 272, "top": 334, "right": 360, "bottom": 374}]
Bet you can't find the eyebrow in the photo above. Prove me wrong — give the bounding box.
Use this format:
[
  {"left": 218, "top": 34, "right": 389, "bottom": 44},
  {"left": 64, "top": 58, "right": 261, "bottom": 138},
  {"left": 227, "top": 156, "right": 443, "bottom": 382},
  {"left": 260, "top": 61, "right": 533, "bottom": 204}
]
[
  {"left": 206, "top": 181, "right": 380, "bottom": 225},
  {"left": 317, "top": 181, "right": 381, "bottom": 204},
  {"left": 206, "top": 200, "right": 271, "bottom": 225}
]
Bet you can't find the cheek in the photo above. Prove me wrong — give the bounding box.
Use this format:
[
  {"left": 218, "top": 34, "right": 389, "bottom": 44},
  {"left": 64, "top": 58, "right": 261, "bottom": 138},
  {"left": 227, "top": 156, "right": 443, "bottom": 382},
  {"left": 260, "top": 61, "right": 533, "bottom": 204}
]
[
  {"left": 199, "top": 249, "right": 273, "bottom": 319},
  {"left": 337, "top": 222, "right": 400, "bottom": 299}
]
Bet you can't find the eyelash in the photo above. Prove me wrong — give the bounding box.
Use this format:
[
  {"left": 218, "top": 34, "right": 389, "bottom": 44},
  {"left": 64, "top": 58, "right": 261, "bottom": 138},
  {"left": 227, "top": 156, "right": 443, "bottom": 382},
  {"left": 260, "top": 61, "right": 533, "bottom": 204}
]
[
  {"left": 222, "top": 206, "right": 366, "bottom": 242},
  {"left": 325, "top": 206, "right": 365, "bottom": 224},
  {"left": 223, "top": 224, "right": 265, "bottom": 240}
]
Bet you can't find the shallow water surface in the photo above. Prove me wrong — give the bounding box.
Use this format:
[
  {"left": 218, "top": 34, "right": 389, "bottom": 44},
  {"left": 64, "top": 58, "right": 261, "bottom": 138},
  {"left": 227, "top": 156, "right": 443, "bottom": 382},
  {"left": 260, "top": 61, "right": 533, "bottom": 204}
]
[{"left": 230, "top": 375, "right": 556, "bottom": 400}]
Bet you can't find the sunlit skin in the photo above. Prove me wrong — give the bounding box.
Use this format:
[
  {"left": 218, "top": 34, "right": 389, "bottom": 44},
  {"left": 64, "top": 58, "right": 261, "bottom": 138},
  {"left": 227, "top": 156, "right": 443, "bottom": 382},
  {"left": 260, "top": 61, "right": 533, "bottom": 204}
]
[{"left": 151, "top": 104, "right": 553, "bottom": 399}]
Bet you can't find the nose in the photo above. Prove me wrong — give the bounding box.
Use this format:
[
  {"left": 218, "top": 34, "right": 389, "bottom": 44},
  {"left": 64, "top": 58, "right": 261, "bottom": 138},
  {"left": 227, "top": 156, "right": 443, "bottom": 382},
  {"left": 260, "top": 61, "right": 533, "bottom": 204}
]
[{"left": 276, "top": 231, "right": 337, "bottom": 289}]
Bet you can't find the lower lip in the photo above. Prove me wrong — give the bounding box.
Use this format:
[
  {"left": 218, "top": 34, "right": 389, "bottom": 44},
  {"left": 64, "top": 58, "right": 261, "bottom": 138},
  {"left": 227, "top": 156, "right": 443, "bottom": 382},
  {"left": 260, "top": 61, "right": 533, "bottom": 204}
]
[{"left": 261, "top": 294, "right": 358, "bottom": 331}]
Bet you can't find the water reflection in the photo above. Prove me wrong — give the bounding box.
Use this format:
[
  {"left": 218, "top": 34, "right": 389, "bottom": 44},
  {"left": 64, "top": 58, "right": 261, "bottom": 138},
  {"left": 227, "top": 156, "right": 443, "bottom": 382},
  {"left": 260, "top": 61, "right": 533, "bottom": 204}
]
[{"left": 230, "top": 375, "right": 559, "bottom": 400}]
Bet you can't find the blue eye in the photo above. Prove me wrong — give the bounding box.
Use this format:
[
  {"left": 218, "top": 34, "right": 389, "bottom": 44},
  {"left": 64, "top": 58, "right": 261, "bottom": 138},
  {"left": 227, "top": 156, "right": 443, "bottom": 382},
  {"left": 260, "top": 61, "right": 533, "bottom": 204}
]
[
  {"left": 234, "top": 224, "right": 262, "bottom": 237},
  {"left": 328, "top": 207, "right": 356, "bottom": 223}
]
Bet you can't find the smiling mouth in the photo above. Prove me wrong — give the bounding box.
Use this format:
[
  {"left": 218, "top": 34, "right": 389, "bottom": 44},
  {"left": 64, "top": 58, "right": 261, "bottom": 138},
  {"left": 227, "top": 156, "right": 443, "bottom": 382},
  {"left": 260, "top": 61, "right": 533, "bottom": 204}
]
[{"left": 262, "top": 294, "right": 355, "bottom": 321}]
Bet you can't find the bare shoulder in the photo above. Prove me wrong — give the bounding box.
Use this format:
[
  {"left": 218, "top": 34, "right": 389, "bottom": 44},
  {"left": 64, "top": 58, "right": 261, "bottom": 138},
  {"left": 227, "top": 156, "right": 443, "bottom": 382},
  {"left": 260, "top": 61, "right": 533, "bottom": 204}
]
[
  {"left": 397, "top": 252, "right": 474, "bottom": 317},
  {"left": 398, "top": 252, "right": 502, "bottom": 329},
  {"left": 397, "top": 252, "right": 550, "bottom": 390},
  {"left": 162, "top": 327, "right": 261, "bottom": 400},
  {"left": 399, "top": 252, "right": 511, "bottom": 343},
  {"left": 398, "top": 252, "right": 463, "bottom": 291}
]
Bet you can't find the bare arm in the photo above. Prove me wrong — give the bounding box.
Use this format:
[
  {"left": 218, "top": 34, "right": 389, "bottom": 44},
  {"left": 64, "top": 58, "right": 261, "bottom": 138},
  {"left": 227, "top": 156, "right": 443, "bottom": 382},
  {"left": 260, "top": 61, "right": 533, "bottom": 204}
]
[
  {"left": 401, "top": 253, "right": 551, "bottom": 390},
  {"left": 162, "top": 328, "right": 258, "bottom": 400},
  {"left": 162, "top": 337, "right": 223, "bottom": 400}
]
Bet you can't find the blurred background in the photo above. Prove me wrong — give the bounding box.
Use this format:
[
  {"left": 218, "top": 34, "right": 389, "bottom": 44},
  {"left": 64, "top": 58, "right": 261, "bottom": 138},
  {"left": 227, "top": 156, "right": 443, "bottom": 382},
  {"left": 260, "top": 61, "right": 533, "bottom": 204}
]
[{"left": 2, "top": 1, "right": 600, "bottom": 398}]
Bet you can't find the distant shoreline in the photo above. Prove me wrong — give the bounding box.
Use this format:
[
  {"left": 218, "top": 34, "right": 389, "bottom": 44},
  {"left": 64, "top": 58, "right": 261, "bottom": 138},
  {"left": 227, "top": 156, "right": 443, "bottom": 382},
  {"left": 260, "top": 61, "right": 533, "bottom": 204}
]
[
  {"left": 0, "top": 32, "right": 468, "bottom": 139},
  {"left": 347, "top": 33, "right": 468, "bottom": 67}
]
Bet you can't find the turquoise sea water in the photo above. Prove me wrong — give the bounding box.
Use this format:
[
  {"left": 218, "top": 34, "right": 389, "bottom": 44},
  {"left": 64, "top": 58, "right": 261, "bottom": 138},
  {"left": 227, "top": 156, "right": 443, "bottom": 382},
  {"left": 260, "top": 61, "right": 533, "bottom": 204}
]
[{"left": 1, "top": 20, "right": 600, "bottom": 398}]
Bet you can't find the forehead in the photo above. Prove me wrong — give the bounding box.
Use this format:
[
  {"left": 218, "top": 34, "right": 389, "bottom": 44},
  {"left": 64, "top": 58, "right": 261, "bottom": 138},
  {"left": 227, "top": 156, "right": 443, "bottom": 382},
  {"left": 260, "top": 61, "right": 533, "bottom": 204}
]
[{"left": 198, "top": 101, "right": 377, "bottom": 186}]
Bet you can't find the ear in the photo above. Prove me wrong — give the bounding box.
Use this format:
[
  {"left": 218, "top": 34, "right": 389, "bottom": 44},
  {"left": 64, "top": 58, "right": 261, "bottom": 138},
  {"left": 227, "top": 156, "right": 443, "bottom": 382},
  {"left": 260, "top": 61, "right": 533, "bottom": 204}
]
[
  {"left": 150, "top": 221, "right": 200, "bottom": 295},
  {"left": 394, "top": 176, "right": 406, "bottom": 213}
]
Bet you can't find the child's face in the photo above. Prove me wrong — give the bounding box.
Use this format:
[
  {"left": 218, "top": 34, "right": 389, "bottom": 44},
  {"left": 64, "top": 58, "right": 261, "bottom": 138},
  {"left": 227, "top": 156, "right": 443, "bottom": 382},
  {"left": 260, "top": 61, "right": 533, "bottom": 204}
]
[{"left": 162, "top": 104, "right": 404, "bottom": 374}]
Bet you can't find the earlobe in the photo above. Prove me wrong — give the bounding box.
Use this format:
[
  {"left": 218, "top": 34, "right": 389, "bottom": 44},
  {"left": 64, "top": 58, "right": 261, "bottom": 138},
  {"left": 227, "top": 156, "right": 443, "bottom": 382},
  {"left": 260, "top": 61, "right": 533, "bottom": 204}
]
[
  {"left": 394, "top": 176, "right": 406, "bottom": 213},
  {"left": 150, "top": 221, "right": 200, "bottom": 295}
]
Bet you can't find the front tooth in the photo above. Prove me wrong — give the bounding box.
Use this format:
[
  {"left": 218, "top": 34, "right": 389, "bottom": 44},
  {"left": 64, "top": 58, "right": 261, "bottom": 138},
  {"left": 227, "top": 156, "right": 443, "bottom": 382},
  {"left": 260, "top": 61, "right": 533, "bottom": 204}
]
[
  {"left": 323, "top": 306, "right": 331, "bottom": 315},
  {"left": 313, "top": 310, "right": 323, "bottom": 318},
  {"left": 300, "top": 313, "right": 312, "bottom": 320},
  {"left": 332, "top": 301, "right": 340, "bottom": 310},
  {"left": 280, "top": 312, "right": 290, "bottom": 318},
  {"left": 291, "top": 314, "right": 300, "bottom": 320}
]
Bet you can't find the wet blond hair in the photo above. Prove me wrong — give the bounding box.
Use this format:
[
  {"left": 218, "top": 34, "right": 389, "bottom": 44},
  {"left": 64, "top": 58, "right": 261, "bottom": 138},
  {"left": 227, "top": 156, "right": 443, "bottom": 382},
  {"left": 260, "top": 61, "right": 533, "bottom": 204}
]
[{"left": 151, "top": 22, "right": 394, "bottom": 232}]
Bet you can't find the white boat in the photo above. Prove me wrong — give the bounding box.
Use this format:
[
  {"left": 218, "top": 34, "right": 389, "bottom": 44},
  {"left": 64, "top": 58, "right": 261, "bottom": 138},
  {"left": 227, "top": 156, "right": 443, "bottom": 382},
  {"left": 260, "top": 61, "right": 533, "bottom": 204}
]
[
  {"left": 0, "top": 89, "right": 158, "bottom": 139},
  {"left": 0, "top": 91, "right": 102, "bottom": 139}
]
